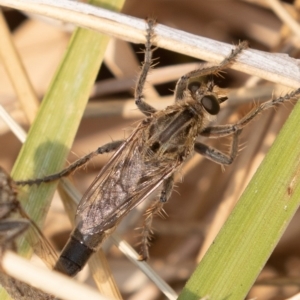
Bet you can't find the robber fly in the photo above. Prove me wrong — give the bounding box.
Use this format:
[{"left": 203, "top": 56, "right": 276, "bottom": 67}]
[
  {"left": 16, "top": 19, "right": 300, "bottom": 277},
  {"left": 0, "top": 167, "right": 57, "bottom": 300}
]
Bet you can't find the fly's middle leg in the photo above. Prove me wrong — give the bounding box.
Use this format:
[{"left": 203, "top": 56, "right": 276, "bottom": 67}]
[
  {"left": 15, "top": 140, "right": 123, "bottom": 186},
  {"left": 194, "top": 129, "right": 242, "bottom": 165},
  {"left": 139, "top": 175, "right": 174, "bottom": 260}
]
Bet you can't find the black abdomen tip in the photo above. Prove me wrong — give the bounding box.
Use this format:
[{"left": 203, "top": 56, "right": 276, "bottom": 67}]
[{"left": 54, "top": 236, "right": 94, "bottom": 277}]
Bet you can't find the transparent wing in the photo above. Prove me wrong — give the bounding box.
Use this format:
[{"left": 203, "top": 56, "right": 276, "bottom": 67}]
[
  {"left": 75, "top": 124, "right": 180, "bottom": 235},
  {"left": 18, "top": 207, "right": 58, "bottom": 269}
]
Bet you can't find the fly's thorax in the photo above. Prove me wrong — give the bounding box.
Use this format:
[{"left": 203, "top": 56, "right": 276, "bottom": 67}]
[{"left": 142, "top": 103, "right": 202, "bottom": 161}]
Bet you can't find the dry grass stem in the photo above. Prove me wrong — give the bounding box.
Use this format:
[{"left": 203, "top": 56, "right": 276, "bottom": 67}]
[
  {"left": 0, "top": 0, "right": 299, "bottom": 87},
  {"left": 2, "top": 251, "right": 110, "bottom": 300},
  {"left": 0, "top": 10, "right": 38, "bottom": 123},
  {"left": 267, "top": 0, "right": 300, "bottom": 38}
]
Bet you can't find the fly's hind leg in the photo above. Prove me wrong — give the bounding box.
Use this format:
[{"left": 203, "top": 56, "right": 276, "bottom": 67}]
[
  {"left": 135, "top": 19, "right": 157, "bottom": 117},
  {"left": 139, "top": 175, "right": 174, "bottom": 260},
  {"left": 15, "top": 140, "right": 123, "bottom": 186},
  {"left": 195, "top": 129, "right": 242, "bottom": 165},
  {"left": 175, "top": 41, "right": 248, "bottom": 101}
]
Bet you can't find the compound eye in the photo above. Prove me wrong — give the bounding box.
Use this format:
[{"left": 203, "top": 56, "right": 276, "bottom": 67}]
[
  {"left": 201, "top": 95, "right": 220, "bottom": 115},
  {"left": 188, "top": 81, "right": 201, "bottom": 94}
]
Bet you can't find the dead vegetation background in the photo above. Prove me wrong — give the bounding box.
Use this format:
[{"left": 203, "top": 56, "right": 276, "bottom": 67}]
[{"left": 1, "top": 0, "right": 300, "bottom": 299}]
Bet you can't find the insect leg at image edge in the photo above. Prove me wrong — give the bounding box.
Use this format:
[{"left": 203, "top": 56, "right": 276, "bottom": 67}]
[{"left": 0, "top": 167, "right": 57, "bottom": 299}]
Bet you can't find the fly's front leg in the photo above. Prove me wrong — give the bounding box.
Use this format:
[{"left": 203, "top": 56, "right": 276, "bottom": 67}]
[
  {"left": 195, "top": 129, "right": 242, "bottom": 165},
  {"left": 135, "top": 19, "right": 157, "bottom": 116},
  {"left": 15, "top": 140, "right": 123, "bottom": 186},
  {"left": 175, "top": 41, "right": 248, "bottom": 101},
  {"left": 139, "top": 175, "right": 174, "bottom": 260},
  {"left": 201, "top": 88, "right": 300, "bottom": 139}
]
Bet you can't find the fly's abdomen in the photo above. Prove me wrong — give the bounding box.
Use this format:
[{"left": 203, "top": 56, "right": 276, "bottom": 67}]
[
  {"left": 54, "top": 236, "right": 93, "bottom": 276},
  {"left": 54, "top": 228, "right": 105, "bottom": 277}
]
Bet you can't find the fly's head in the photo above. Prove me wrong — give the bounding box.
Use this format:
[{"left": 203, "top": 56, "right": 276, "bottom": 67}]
[{"left": 187, "top": 79, "right": 227, "bottom": 127}]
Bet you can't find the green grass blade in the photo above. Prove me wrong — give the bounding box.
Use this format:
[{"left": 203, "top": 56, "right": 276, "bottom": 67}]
[
  {"left": 0, "top": 0, "right": 124, "bottom": 299},
  {"left": 178, "top": 101, "right": 300, "bottom": 299}
]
